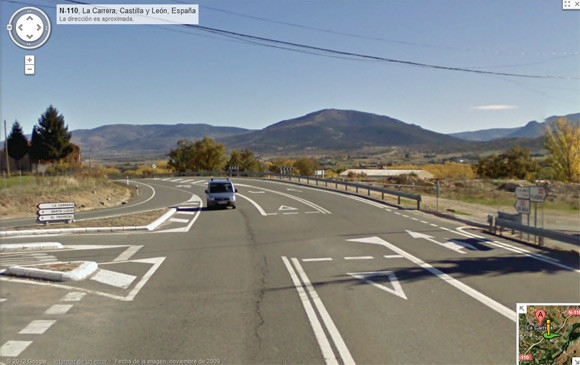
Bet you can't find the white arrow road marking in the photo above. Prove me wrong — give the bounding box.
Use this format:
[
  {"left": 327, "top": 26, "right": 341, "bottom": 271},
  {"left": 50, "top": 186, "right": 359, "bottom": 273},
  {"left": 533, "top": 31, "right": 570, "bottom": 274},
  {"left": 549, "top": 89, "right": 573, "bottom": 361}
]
[
  {"left": 278, "top": 205, "right": 298, "bottom": 211},
  {"left": 348, "top": 236, "right": 516, "bottom": 322},
  {"left": 347, "top": 271, "right": 407, "bottom": 300},
  {"left": 455, "top": 227, "right": 580, "bottom": 273},
  {"left": 406, "top": 230, "right": 467, "bottom": 254}
]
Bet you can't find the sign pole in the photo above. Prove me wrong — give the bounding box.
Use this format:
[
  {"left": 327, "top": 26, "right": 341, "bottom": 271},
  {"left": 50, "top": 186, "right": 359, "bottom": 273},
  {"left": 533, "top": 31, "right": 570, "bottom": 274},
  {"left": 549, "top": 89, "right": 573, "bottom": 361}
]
[{"left": 3, "top": 120, "right": 10, "bottom": 176}]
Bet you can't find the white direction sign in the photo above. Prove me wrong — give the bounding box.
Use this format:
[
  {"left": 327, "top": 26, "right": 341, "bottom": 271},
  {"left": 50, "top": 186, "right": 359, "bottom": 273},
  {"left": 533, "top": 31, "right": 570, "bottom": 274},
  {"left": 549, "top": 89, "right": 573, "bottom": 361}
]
[
  {"left": 37, "top": 202, "right": 75, "bottom": 210},
  {"left": 530, "top": 186, "right": 547, "bottom": 202},
  {"left": 514, "top": 199, "right": 530, "bottom": 214},
  {"left": 347, "top": 270, "right": 407, "bottom": 300},
  {"left": 38, "top": 208, "right": 75, "bottom": 215},
  {"left": 515, "top": 187, "right": 530, "bottom": 200},
  {"left": 37, "top": 214, "right": 75, "bottom": 222}
]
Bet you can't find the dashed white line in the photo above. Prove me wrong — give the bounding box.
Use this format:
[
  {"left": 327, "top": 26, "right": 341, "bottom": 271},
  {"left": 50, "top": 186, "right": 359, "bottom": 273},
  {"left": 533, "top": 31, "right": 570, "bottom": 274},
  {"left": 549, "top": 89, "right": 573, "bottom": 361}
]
[
  {"left": 283, "top": 212, "right": 299, "bottom": 215},
  {"left": 19, "top": 320, "right": 56, "bottom": 334},
  {"left": 0, "top": 341, "right": 33, "bottom": 357},
  {"left": 60, "top": 292, "right": 86, "bottom": 302},
  {"left": 420, "top": 221, "right": 429, "bottom": 224},
  {"left": 411, "top": 217, "right": 419, "bottom": 221},
  {"left": 402, "top": 215, "right": 409, "bottom": 218},
  {"left": 169, "top": 217, "right": 189, "bottom": 223},
  {"left": 344, "top": 256, "right": 374, "bottom": 260},
  {"left": 44, "top": 304, "right": 73, "bottom": 315},
  {"left": 302, "top": 258, "right": 333, "bottom": 262},
  {"left": 0, "top": 298, "right": 6, "bottom": 302},
  {"left": 383, "top": 255, "right": 404, "bottom": 259},
  {"left": 394, "top": 212, "right": 401, "bottom": 215},
  {"left": 430, "top": 223, "right": 438, "bottom": 227}
]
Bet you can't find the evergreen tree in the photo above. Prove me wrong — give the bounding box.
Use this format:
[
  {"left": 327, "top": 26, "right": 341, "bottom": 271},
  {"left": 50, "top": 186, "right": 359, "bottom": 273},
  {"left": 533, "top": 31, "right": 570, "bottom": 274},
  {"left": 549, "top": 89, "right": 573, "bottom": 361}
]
[
  {"left": 30, "top": 105, "right": 73, "bottom": 162},
  {"left": 7, "top": 121, "right": 29, "bottom": 162}
]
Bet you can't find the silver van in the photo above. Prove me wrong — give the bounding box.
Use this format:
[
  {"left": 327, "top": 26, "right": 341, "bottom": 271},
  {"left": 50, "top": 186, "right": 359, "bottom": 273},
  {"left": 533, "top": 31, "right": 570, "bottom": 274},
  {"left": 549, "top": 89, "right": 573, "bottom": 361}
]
[{"left": 205, "top": 178, "right": 237, "bottom": 209}]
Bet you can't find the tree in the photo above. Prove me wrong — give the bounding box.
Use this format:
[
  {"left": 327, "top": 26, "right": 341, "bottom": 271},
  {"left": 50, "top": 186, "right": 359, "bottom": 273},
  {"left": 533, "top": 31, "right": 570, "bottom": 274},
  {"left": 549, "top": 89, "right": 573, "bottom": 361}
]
[
  {"left": 30, "top": 105, "right": 73, "bottom": 163},
  {"left": 226, "top": 149, "right": 262, "bottom": 172},
  {"left": 267, "top": 157, "right": 294, "bottom": 173},
  {"left": 544, "top": 117, "right": 580, "bottom": 182},
  {"left": 7, "top": 121, "right": 29, "bottom": 168},
  {"left": 167, "top": 137, "right": 227, "bottom": 172},
  {"left": 293, "top": 157, "right": 320, "bottom": 176},
  {"left": 474, "top": 146, "right": 539, "bottom": 179},
  {"left": 167, "top": 139, "right": 196, "bottom": 172}
]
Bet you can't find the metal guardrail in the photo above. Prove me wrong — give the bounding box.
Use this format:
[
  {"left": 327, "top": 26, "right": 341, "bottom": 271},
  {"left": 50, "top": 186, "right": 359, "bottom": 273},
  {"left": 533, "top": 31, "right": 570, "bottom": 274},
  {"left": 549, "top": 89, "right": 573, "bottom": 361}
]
[
  {"left": 142, "top": 170, "right": 422, "bottom": 209},
  {"left": 491, "top": 213, "right": 579, "bottom": 246}
]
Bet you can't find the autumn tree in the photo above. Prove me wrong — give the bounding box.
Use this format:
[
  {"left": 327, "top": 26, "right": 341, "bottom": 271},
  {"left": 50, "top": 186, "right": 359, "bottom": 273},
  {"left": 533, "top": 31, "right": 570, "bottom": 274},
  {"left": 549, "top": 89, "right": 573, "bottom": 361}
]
[
  {"left": 293, "top": 157, "right": 320, "bottom": 176},
  {"left": 226, "top": 149, "right": 261, "bottom": 172},
  {"left": 544, "top": 117, "right": 580, "bottom": 182},
  {"left": 167, "top": 137, "right": 227, "bottom": 172}
]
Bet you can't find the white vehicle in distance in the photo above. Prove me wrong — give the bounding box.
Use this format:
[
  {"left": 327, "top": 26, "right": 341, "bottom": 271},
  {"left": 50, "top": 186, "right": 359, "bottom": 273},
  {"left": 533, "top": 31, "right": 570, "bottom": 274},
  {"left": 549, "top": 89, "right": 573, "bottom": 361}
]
[{"left": 205, "top": 178, "right": 237, "bottom": 209}]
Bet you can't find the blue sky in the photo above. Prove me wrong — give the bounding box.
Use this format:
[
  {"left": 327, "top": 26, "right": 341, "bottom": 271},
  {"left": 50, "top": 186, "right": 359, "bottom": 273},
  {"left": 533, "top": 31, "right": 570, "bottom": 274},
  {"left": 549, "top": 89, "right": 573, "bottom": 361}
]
[{"left": 1, "top": 0, "right": 579, "bottom": 138}]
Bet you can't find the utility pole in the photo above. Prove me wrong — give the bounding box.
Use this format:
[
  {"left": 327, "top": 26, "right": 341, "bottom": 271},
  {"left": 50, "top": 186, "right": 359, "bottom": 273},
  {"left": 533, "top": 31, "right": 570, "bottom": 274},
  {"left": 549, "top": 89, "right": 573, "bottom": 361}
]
[{"left": 3, "top": 120, "right": 10, "bottom": 176}]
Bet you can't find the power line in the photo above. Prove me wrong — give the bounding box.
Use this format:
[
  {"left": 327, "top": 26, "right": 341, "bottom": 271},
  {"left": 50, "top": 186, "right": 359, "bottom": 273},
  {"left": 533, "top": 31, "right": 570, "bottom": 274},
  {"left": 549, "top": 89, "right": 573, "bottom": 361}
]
[{"left": 5, "top": 0, "right": 579, "bottom": 80}]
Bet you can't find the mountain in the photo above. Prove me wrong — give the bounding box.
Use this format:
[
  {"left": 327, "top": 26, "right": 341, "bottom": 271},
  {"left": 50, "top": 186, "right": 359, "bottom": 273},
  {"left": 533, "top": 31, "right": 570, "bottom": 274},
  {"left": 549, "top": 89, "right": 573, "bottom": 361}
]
[
  {"left": 71, "top": 123, "right": 251, "bottom": 159},
  {"left": 449, "top": 113, "right": 579, "bottom": 141},
  {"left": 219, "top": 109, "right": 465, "bottom": 153}
]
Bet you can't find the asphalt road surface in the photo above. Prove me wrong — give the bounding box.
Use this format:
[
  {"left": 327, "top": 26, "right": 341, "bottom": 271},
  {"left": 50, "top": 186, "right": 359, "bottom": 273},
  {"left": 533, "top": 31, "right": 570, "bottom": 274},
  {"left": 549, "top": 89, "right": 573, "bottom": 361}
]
[{"left": 1, "top": 177, "right": 579, "bottom": 364}]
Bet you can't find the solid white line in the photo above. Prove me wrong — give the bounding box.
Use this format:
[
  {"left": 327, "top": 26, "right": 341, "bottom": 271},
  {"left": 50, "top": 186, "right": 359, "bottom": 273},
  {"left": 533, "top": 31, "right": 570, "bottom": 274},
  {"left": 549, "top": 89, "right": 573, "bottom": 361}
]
[
  {"left": 44, "top": 304, "right": 73, "bottom": 315},
  {"left": 266, "top": 213, "right": 279, "bottom": 216},
  {"left": 349, "top": 237, "right": 516, "bottom": 322},
  {"left": 281, "top": 257, "right": 338, "bottom": 365},
  {"left": 236, "top": 193, "right": 268, "bottom": 216},
  {"left": 124, "top": 257, "right": 165, "bottom": 301},
  {"left": 169, "top": 217, "right": 189, "bottom": 223},
  {"left": 344, "top": 256, "right": 374, "bottom": 260},
  {"left": 0, "top": 341, "right": 33, "bottom": 357},
  {"left": 302, "top": 258, "right": 333, "bottom": 262},
  {"left": 383, "top": 255, "right": 404, "bottom": 259},
  {"left": 292, "top": 258, "right": 355, "bottom": 365},
  {"left": 113, "top": 245, "right": 143, "bottom": 262},
  {"left": 91, "top": 269, "right": 136, "bottom": 289},
  {"left": 19, "top": 320, "right": 56, "bottom": 334},
  {"left": 60, "top": 292, "right": 86, "bottom": 302}
]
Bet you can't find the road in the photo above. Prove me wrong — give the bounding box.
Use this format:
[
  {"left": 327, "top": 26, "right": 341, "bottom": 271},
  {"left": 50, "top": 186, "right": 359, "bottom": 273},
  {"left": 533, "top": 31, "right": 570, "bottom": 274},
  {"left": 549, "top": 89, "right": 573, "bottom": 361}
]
[{"left": 1, "top": 177, "right": 579, "bottom": 364}]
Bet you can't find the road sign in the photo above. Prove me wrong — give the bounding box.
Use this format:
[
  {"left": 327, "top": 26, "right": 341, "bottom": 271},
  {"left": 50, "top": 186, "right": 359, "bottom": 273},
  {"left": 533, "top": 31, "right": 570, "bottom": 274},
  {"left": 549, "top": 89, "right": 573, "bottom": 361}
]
[
  {"left": 530, "top": 186, "right": 547, "bottom": 202},
  {"left": 515, "top": 187, "right": 530, "bottom": 200},
  {"left": 514, "top": 199, "right": 530, "bottom": 214},
  {"left": 152, "top": 163, "right": 157, "bottom": 169},
  {"left": 37, "top": 214, "right": 75, "bottom": 222},
  {"left": 37, "top": 208, "right": 75, "bottom": 215},
  {"left": 37, "top": 202, "right": 75, "bottom": 209}
]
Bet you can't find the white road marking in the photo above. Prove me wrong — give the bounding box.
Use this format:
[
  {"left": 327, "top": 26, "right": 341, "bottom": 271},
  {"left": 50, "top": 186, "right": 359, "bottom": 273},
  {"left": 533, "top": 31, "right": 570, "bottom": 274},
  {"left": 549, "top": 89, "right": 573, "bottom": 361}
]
[
  {"left": 292, "top": 258, "right": 355, "bottom": 365},
  {"left": 158, "top": 196, "right": 203, "bottom": 233},
  {"left": 91, "top": 269, "right": 137, "bottom": 289},
  {"left": 430, "top": 223, "right": 438, "bottom": 227},
  {"left": 175, "top": 211, "right": 197, "bottom": 215},
  {"left": 0, "top": 298, "right": 6, "bottom": 302},
  {"left": 44, "top": 304, "right": 73, "bottom": 315},
  {"left": 455, "top": 227, "right": 580, "bottom": 273},
  {"left": 344, "top": 256, "right": 374, "bottom": 260},
  {"left": 278, "top": 205, "right": 298, "bottom": 211},
  {"left": 19, "top": 320, "right": 56, "bottom": 334},
  {"left": 347, "top": 271, "right": 407, "bottom": 300},
  {"left": 249, "top": 190, "right": 265, "bottom": 194},
  {"left": 383, "top": 255, "right": 404, "bottom": 259},
  {"left": 406, "top": 230, "right": 466, "bottom": 254},
  {"left": 236, "top": 184, "right": 331, "bottom": 214},
  {"left": 420, "top": 221, "right": 429, "bottom": 224},
  {"left": 266, "top": 213, "right": 279, "bottom": 216},
  {"left": 302, "top": 258, "right": 333, "bottom": 262},
  {"left": 411, "top": 217, "right": 419, "bottom": 221},
  {"left": 287, "top": 188, "right": 303, "bottom": 192},
  {"left": 113, "top": 245, "right": 143, "bottom": 262},
  {"left": 0, "top": 341, "right": 33, "bottom": 357},
  {"left": 305, "top": 211, "right": 320, "bottom": 214},
  {"left": 0, "top": 257, "right": 166, "bottom": 302},
  {"left": 169, "top": 217, "right": 189, "bottom": 223},
  {"left": 402, "top": 215, "right": 409, "bottom": 218},
  {"left": 60, "top": 292, "right": 86, "bottom": 302},
  {"left": 281, "top": 257, "right": 338, "bottom": 365},
  {"left": 349, "top": 236, "right": 516, "bottom": 322},
  {"left": 394, "top": 212, "right": 401, "bottom": 215},
  {"left": 283, "top": 212, "right": 299, "bottom": 215},
  {"left": 176, "top": 185, "right": 192, "bottom": 188},
  {"left": 236, "top": 193, "right": 267, "bottom": 216}
]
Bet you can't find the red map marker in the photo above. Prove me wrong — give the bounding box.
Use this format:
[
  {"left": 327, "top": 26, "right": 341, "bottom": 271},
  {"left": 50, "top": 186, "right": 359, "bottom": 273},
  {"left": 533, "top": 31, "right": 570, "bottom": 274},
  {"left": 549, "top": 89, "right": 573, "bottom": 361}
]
[{"left": 535, "top": 309, "right": 546, "bottom": 326}]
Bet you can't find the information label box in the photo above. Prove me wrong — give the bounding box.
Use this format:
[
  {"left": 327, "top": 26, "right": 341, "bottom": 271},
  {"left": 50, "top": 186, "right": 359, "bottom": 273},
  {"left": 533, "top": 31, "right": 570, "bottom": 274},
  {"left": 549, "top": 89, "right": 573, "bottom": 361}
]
[{"left": 56, "top": 4, "right": 198, "bottom": 25}]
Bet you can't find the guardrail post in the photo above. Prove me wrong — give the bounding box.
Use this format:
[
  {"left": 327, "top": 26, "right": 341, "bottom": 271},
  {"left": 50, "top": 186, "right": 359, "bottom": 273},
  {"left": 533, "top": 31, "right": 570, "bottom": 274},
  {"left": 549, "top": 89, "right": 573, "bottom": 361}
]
[
  {"left": 417, "top": 199, "right": 420, "bottom": 210},
  {"left": 356, "top": 186, "right": 358, "bottom": 193},
  {"left": 335, "top": 181, "right": 338, "bottom": 189},
  {"left": 316, "top": 179, "right": 318, "bottom": 186},
  {"left": 398, "top": 185, "right": 401, "bottom": 205},
  {"left": 325, "top": 180, "right": 328, "bottom": 187},
  {"left": 368, "top": 188, "right": 370, "bottom": 196},
  {"left": 382, "top": 192, "right": 384, "bottom": 200}
]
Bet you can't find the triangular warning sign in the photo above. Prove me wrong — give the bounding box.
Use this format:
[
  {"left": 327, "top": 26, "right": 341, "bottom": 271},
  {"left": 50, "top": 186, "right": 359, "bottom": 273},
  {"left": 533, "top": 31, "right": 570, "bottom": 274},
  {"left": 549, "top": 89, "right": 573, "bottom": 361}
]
[
  {"left": 278, "top": 205, "right": 298, "bottom": 211},
  {"left": 347, "top": 271, "right": 407, "bottom": 300}
]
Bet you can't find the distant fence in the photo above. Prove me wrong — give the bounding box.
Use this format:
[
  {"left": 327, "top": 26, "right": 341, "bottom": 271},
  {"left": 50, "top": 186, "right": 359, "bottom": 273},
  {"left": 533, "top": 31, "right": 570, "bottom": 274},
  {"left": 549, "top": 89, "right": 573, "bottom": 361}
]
[{"left": 121, "top": 170, "right": 422, "bottom": 209}]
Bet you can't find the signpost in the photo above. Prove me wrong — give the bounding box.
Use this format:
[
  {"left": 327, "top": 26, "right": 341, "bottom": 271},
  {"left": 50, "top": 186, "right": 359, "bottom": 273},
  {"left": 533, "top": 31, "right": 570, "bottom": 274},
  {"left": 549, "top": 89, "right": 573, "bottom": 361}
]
[
  {"left": 37, "top": 202, "right": 75, "bottom": 224},
  {"left": 513, "top": 186, "right": 548, "bottom": 244}
]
